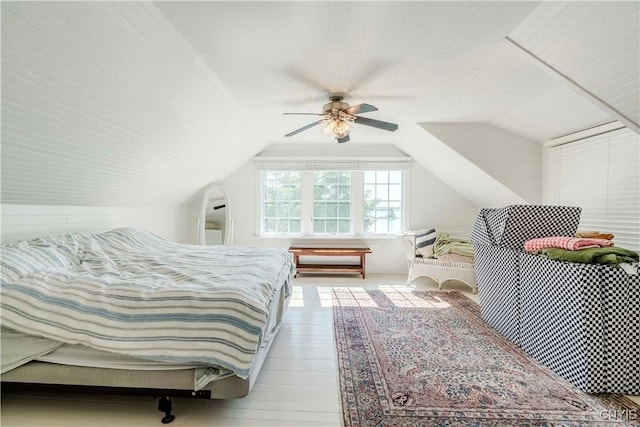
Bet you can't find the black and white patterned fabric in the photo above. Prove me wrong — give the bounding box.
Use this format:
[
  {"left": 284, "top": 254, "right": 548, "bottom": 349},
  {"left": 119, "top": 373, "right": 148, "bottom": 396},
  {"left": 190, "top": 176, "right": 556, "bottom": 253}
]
[
  {"left": 471, "top": 205, "right": 583, "bottom": 347},
  {"left": 520, "top": 253, "right": 604, "bottom": 393},
  {"left": 415, "top": 228, "right": 437, "bottom": 258},
  {"left": 474, "top": 244, "right": 521, "bottom": 345},
  {"left": 601, "top": 268, "right": 640, "bottom": 394},
  {"left": 470, "top": 208, "right": 501, "bottom": 246},
  {"left": 471, "top": 205, "right": 582, "bottom": 249},
  {"left": 520, "top": 254, "right": 640, "bottom": 394},
  {"left": 470, "top": 205, "right": 640, "bottom": 394}
]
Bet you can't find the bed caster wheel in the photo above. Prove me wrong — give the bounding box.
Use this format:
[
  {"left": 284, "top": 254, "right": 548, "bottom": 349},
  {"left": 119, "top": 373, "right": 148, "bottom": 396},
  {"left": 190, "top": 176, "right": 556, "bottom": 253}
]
[{"left": 157, "top": 396, "right": 175, "bottom": 424}]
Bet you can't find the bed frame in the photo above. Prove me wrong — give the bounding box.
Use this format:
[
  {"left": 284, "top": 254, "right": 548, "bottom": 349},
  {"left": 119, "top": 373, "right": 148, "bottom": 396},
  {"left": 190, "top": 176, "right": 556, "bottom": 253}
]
[{"left": 1, "top": 283, "right": 291, "bottom": 424}]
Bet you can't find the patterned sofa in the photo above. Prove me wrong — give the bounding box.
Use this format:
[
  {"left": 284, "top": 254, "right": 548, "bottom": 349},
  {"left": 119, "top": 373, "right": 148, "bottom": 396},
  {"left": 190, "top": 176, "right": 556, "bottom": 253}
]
[{"left": 471, "top": 205, "right": 639, "bottom": 394}]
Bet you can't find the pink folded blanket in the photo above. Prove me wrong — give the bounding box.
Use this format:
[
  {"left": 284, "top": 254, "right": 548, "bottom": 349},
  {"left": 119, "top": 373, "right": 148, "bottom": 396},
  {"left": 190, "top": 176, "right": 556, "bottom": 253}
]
[{"left": 524, "top": 236, "right": 614, "bottom": 252}]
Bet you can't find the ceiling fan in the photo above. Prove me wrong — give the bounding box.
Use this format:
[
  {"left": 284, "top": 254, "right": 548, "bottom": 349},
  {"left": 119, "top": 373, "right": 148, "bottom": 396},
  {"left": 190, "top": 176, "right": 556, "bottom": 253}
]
[{"left": 283, "top": 93, "right": 398, "bottom": 143}]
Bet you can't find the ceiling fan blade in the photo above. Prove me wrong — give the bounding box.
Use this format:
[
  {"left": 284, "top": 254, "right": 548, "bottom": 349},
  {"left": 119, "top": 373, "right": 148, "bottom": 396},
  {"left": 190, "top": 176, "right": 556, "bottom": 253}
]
[
  {"left": 337, "top": 135, "right": 350, "bottom": 143},
  {"left": 344, "top": 103, "right": 378, "bottom": 115},
  {"left": 354, "top": 116, "right": 398, "bottom": 132},
  {"left": 284, "top": 120, "right": 325, "bottom": 137}
]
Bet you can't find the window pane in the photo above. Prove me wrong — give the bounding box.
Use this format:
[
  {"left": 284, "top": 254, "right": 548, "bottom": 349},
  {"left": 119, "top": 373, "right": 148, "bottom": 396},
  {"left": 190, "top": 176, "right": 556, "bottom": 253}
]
[
  {"left": 265, "top": 172, "right": 277, "bottom": 185},
  {"left": 264, "top": 187, "right": 276, "bottom": 202},
  {"left": 288, "top": 172, "right": 301, "bottom": 184},
  {"left": 364, "top": 184, "right": 376, "bottom": 201},
  {"left": 290, "top": 186, "right": 301, "bottom": 200},
  {"left": 376, "top": 202, "right": 389, "bottom": 217},
  {"left": 376, "top": 184, "right": 389, "bottom": 200},
  {"left": 290, "top": 202, "right": 301, "bottom": 217},
  {"left": 363, "top": 197, "right": 376, "bottom": 228},
  {"left": 277, "top": 186, "right": 290, "bottom": 201},
  {"left": 338, "top": 202, "right": 351, "bottom": 217},
  {"left": 277, "top": 218, "right": 289, "bottom": 233},
  {"left": 389, "top": 184, "right": 401, "bottom": 200},
  {"left": 389, "top": 170, "right": 402, "bottom": 183},
  {"left": 264, "top": 218, "right": 276, "bottom": 233},
  {"left": 338, "top": 185, "right": 350, "bottom": 201},
  {"left": 389, "top": 202, "right": 401, "bottom": 233},
  {"left": 314, "top": 202, "right": 325, "bottom": 217},
  {"left": 326, "top": 183, "right": 337, "bottom": 199},
  {"left": 389, "top": 201, "right": 401, "bottom": 210},
  {"left": 338, "top": 220, "right": 350, "bottom": 234},
  {"left": 290, "top": 219, "right": 301, "bottom": 233},
  {"left": 364, "top": 171, "right": 376, "bottom": 183},
  {"left": 277, "top": 202, "right": 290, "bottom": 216},
  {"left": 363, "top": 218, "right": 374, "bottom": 233},
  {"left": 326, "top": 202, "right": 337, "bottom": 217},
  {"left": 376, "top": 171, "right": 389, "bottom": 183},
  {"left": 313, "top": 219, "right": 325, "bottom": 234},
  {"left": 326, "top": 219, "right": 337, "bottom": 234},
  {"left": 265, "top": 203, "right": 276, "bottom": 217}
]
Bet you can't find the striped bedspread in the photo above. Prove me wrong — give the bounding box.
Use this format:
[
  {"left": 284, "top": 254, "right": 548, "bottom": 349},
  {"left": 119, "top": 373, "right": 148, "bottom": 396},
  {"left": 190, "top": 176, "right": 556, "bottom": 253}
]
[{"left": 0, "top": 228, "right": 294, "bottom": 379}]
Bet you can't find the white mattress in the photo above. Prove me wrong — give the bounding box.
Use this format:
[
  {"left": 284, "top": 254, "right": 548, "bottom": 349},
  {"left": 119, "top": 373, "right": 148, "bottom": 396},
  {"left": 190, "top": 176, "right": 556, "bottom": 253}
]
[{"left": 36, "top": 344, "right": 205, "bottom": 371}]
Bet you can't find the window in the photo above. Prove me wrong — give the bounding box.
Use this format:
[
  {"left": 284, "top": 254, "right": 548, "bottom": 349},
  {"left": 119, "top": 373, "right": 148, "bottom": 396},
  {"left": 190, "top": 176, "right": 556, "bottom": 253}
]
[
  {"left": 545, "top": 127, "right": 639, "bottom": 251},
  {"left": 260, "top": 170, "right": 406, "bottom": 237},
  {"left": 363, "top": 170, "right": 403, "bottom": 234},
  {"left": 262, "top": 171, "right": 302, "bottom": 234},
  {"left": 313, "top": 171, "right": 352, "bottom": 235}
]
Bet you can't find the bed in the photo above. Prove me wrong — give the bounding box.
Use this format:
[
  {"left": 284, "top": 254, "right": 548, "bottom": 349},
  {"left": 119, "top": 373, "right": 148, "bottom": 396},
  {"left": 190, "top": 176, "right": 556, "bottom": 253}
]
[{"left": 0, "top": 227, "right": 294, "bottom": 423}]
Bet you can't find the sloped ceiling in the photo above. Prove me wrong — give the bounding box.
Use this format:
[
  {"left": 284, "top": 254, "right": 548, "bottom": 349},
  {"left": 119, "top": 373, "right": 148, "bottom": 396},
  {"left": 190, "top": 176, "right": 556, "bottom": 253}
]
[{"left": 1, "top": 1, "right": 638, "bottom": 207}]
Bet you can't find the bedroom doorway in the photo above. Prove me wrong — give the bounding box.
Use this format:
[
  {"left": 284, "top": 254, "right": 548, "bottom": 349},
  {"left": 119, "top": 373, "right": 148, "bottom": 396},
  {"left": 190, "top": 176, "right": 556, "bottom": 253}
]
[{"left": 198, "top": 184, "right": 233, "bottom": 246}]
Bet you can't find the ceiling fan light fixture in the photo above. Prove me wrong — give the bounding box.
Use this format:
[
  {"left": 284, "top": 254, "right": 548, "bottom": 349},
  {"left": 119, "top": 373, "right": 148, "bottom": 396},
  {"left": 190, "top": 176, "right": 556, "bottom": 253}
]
[
  {"left": 322, "top": 109, "right": 355, "bottom": 139},
  {"left": 323, "top": 118, "right": 351, "bottom": 139}
]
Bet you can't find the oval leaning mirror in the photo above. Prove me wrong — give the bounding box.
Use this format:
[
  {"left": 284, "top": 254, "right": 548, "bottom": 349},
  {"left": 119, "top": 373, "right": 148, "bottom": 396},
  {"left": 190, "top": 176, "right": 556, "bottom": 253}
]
[{"left": 198, "top": 185, "right": 232, "bottom": 246}]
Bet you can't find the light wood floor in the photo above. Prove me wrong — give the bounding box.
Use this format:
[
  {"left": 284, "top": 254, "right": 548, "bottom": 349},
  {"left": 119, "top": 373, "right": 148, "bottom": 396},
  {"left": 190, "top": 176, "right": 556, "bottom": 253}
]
[{"left": 1, "top": 274, "right": 637, "bottom": 426}]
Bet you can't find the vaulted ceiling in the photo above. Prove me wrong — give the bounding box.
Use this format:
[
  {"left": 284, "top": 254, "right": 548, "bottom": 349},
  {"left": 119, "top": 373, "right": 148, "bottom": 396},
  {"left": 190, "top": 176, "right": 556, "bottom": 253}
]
[{"left": 1, "top": 1, "right": 638, "bottom": 206}]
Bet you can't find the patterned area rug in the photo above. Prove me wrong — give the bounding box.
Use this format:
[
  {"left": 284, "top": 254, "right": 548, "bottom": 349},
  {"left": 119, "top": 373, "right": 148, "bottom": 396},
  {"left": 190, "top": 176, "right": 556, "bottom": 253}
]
[{"left": 333, "top": 288, "right": 639, "bottom": 426}]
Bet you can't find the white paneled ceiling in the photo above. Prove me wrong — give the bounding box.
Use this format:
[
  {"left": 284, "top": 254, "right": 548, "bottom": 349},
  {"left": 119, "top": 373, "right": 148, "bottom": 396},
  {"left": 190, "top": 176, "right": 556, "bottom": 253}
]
[
  {"left": 509, "top": 1, "right": 640, "bottom": 128},
  {"left": 1, "top": 1, "right": 638, "bottom": 206},
  {"left": 1, "top": 1, "right": 253, "bottom": 206}
]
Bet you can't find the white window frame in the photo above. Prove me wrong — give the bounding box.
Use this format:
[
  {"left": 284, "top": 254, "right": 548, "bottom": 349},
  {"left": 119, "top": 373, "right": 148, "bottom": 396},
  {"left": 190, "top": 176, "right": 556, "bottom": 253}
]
[{"left": 257, "top": 169, "right": 410, "bottom": 238}]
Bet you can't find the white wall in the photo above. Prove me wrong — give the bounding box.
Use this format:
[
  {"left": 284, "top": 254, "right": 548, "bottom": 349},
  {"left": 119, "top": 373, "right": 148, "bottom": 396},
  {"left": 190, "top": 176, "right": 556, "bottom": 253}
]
[
  {"left": 189, "top": 159, "right": 479, "bottom": 274},
  {"left": 420, "top": 123, "right": 542, "bottom": 204},
  {"left": 187, "top": 201, "right": 203, "bottom": 244},
  {"left": 1, "top": 204, "right": 189, "bottom": 244}
]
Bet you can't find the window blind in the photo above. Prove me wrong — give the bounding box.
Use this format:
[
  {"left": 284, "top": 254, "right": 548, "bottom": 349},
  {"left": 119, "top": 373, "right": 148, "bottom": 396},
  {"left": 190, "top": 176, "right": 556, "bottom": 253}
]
[{"left": 545, "top": 128, "right": 639, "bottom": 251}]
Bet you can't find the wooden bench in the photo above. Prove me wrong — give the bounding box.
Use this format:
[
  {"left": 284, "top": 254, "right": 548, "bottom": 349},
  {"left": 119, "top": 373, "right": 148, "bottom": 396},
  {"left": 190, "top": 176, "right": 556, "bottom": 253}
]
[{"left": 288, "top": 243, "right": 372, "bottom": 279}]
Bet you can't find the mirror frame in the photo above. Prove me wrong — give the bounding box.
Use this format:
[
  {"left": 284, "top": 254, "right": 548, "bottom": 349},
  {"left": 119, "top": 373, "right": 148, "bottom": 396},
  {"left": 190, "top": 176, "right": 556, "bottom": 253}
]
[{"left": 198, "top": 183, "right": 232, "bottom": 246}]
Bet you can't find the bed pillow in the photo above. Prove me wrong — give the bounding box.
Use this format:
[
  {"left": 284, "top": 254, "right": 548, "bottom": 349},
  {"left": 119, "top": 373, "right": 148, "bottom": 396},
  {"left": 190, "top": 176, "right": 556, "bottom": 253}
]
[
  {"left": 415, "top": 228, "right": 437, "bottom": 258},
  {"left": 0, "top": 245, "right": 74, "bottom": 283}
]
